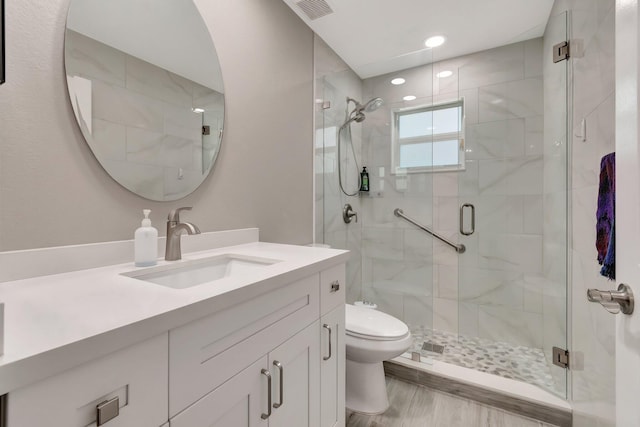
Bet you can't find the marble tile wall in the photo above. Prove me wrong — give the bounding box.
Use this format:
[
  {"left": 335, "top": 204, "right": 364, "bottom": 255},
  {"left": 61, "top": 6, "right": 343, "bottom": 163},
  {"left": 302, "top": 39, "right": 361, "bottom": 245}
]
[
  {"left": 360, "top": 41, "right": 546, "bottom": 349},
  {"left": 352, "top": 53, "right": 437, "bottom": 328},
  {"left": 546, "top": 1, "right": 616, "bottom": 425},
  {"left": 314, "top": 36, "right": 364, "bottom": 304},
  {"left": 66, "top": 30, "right": 221, "bottom": 200}
]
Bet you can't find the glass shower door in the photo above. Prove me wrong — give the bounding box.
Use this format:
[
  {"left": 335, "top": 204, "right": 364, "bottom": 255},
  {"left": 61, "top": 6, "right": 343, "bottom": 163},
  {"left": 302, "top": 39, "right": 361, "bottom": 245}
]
[{"left": 456, "top": 12, "right": 569, "bottom": 397}]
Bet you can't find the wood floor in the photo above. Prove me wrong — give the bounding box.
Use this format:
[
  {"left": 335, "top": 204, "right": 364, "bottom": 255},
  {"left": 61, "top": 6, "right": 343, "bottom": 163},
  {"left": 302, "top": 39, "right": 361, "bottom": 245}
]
[{"left": 346, "top": 377, "right": 559, "bottom": 427}]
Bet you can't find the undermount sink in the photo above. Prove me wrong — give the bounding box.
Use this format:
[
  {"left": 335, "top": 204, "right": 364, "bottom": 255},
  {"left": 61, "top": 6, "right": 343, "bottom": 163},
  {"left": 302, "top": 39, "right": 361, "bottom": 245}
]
[{"left": 122, "top": 254, "right": 281, "bottom": 289}]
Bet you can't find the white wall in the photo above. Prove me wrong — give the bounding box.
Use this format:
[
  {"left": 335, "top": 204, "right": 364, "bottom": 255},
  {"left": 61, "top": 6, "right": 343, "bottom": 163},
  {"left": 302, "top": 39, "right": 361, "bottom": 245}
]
[{"left": 0, "top": 0, "right": 314, "bottom": 251}]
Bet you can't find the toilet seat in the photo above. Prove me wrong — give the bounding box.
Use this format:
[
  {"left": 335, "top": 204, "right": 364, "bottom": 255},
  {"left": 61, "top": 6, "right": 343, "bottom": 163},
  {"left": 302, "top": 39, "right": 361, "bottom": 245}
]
[
  {"left": 346, "top": 329, "right": 410, "bottom": 341},
  {"left": 345, "top": 304, "right": 409, "bottom": 340}
]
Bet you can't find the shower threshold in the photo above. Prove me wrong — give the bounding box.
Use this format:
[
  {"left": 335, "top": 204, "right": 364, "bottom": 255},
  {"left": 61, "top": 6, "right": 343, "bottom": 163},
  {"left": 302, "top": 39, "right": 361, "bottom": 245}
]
[
  {"left": 385, "top": 357, "right": 572, "bottom": 426},
  {"left": 406, "top": 325, "right": 560, "bottom": 395}
]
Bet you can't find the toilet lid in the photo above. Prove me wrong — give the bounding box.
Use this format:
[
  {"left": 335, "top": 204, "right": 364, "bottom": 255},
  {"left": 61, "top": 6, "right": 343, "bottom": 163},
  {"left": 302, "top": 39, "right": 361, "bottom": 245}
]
[{"left": 345, "top": 304, "right": 409, "bottom": 339}]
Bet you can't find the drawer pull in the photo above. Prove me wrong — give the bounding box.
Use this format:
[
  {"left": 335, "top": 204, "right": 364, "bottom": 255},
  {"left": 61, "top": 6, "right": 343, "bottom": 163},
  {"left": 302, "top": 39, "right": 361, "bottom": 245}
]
[
  {"left": 96, "top": 396, "right": 119, "bottom": 426},
  {"left": 330, "top": 281, "right": 340, "bottom": 293},
  {"left": 261, "top": 369, "right": 272, "bottom": 420},
  {"left": 323, "top": 324, "right": 332, "bottom": 361},
  {"left": 273, "top": 361, "right": 284, "bottom": 409}
]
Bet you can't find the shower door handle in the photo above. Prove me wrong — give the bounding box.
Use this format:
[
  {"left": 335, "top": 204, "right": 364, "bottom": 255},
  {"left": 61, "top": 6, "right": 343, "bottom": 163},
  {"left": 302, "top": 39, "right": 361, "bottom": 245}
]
[{"left": 460, "top": 203, "right": 475, "bottom": 236}]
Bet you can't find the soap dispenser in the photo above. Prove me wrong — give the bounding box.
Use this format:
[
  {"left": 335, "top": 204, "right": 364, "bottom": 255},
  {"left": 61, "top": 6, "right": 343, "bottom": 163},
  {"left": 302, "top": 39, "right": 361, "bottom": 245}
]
[{"left": 135, "top": 209, "right": 158, "bottom": 267}]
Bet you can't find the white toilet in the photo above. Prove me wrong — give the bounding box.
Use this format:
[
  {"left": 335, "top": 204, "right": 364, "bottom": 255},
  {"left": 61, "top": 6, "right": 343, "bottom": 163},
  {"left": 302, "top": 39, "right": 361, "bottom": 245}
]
[{"left": 345, "top": 303, "right": 412, "bottom": 414}]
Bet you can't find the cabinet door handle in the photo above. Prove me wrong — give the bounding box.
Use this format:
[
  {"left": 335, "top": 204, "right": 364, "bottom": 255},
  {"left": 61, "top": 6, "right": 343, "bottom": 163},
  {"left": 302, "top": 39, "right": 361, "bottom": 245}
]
[
  {"left": 330, "top": 280, "right": 340, "bottom": 292},
  {"left": 261, "top": 369, "right": 272, "bottom": 420},
  {"left": 96, "top": 396, "right": 119, "bottom": 426},
  {"left": 323, "top": 324, "right": 332, "bottom": 361},
  {"left": 273, "top": 361, "right": 284, "bottom": 409}
]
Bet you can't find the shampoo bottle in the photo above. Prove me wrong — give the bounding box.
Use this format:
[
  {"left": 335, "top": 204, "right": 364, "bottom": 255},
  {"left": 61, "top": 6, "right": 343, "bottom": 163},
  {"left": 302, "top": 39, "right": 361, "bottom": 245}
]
[
  {"left": 360, "top": 167, "right": 370, "bottom": 192},
  {"left": 135, "top": 209, "right": 158, "bottom": 267}
]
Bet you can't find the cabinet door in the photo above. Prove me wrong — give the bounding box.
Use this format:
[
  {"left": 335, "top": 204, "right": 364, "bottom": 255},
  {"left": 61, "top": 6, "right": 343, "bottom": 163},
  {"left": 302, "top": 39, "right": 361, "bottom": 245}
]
[
  {"left": 320, "top": 305, "right": 345, "bottom": 427},
  {"left": 170, "top": 357, "right": 268, "bottom": 427},
  {"left": 268, "top": 322, "right": 320, "bottom": 427}
]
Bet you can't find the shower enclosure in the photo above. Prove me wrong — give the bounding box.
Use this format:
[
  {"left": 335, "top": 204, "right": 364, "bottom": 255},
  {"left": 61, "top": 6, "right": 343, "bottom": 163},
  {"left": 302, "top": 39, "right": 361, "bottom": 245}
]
[{"left": 315, "top": 12, "right": 569, "bottom": 398}]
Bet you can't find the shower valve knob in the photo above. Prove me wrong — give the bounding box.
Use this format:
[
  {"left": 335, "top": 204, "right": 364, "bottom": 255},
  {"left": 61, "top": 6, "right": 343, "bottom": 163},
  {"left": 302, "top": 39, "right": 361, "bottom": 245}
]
[{"left": 343, "top": 204, "right": 358, "bottom": 224}]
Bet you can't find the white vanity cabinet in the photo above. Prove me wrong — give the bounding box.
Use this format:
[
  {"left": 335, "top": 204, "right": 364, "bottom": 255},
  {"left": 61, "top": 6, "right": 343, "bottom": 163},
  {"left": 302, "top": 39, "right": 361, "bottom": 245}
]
[
  {"left": 169, "top": 266, "right": 345, "bottom": 427},
  {"left": 5, "top": 333, "right": 169, "bottom": 427},
  {"left": 3, "top": 260, "right": 346, "bottom": 427}
]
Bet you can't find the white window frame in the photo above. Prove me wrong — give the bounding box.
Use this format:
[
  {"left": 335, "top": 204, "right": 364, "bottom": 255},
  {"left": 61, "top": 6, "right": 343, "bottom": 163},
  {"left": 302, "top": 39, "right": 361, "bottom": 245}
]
[{"left": 391, "top": 98, "right": 466, "bottom": 174}]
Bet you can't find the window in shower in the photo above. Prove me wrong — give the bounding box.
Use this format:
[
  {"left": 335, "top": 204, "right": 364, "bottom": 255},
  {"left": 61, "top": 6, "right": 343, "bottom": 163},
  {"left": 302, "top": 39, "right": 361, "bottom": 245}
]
[{"left": 391, "top": 99, "right": 465, "bottom": 173}]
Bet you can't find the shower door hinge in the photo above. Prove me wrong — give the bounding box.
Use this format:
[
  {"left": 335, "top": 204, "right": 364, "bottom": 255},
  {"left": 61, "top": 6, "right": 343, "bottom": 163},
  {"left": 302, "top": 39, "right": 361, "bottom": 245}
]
[
  {"left": 553, "top": 41, "right": 570, "bottom": 63},
  {"left": 552, "top": 346, "right": 570, "bottom": 369}
]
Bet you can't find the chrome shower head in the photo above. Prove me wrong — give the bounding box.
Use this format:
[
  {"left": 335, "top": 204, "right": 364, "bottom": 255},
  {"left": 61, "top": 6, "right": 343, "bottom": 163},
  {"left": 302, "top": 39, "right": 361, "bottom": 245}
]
[
  {"left": 341, "top": 96, "right": 383, "bottom": 128},
  {"left": 347, "top": 97, "right": 384, "bottom": 115},
  {"left": 361, "top": 97, "right": 383, "bottom": 113}
]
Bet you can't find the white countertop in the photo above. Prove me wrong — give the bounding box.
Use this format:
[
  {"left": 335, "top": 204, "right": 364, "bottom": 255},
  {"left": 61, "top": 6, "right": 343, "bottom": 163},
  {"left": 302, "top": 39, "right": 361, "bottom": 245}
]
[{"left": 0, "top": 238, "right": 348, "bottom": 395}]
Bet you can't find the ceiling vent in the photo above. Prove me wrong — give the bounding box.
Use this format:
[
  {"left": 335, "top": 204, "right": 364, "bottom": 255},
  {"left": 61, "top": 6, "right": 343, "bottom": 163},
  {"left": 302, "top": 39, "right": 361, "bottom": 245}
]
[{"left": 296, "top": 0, "right": 333, "bottom": 20}]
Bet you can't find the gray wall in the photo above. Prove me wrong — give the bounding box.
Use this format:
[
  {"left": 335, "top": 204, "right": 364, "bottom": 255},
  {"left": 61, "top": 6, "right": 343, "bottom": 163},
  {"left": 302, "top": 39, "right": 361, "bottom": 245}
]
[{"left": 0, "top": 0, "right": 314, "bottom": 251}]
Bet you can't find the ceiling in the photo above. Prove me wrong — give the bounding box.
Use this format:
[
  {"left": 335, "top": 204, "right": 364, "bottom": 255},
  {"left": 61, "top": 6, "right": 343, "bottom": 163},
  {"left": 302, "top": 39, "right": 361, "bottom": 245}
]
[{"left": 281, "top": 0, "right": 555, "bottom": 78}]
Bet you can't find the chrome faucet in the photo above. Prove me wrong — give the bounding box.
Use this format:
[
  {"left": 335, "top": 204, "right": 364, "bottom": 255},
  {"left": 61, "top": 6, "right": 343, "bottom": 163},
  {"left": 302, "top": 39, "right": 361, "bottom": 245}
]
[{"left": 165, "top": 207, "right": 201, "bottom": 261}]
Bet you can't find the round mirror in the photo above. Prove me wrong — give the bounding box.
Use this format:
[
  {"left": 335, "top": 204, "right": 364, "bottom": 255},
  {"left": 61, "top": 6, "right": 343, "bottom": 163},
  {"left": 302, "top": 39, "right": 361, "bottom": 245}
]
[{"left": 64, "top": 0, "right": 224, "bottom": 201}]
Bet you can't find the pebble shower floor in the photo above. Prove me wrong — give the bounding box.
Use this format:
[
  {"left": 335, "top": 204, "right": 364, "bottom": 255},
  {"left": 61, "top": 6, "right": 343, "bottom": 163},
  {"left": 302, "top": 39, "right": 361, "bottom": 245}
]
[{"left": 407, "top": 325, "right": 559, "bottom": 395}]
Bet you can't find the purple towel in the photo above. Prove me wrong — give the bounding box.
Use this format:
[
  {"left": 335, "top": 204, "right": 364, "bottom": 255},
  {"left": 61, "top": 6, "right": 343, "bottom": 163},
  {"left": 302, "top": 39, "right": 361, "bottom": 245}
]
[{"left": 596, "top": 152, "right": 615, "bottom": 280}]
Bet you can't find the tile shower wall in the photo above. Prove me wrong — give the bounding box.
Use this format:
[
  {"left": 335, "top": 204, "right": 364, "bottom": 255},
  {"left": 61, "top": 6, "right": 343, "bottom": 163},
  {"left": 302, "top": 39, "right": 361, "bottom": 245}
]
[
  {"left": 360, "top": 62, "right": 435, "bottom": 328},
  {"left": 65, "top": 30, "right": 222, "bottom": 200},
  {"left": 361, "top": 41, "right": 545, "bottom": 347},
  {"left": 314, "top": 36, "right": 363, "bottom": 304}
]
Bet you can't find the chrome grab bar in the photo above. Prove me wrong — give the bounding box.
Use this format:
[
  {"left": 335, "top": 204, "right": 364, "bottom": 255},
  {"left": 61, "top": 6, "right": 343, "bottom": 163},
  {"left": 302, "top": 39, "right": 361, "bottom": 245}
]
[{"left": 394, "top": 208, "right": 465, "bottom": 254}]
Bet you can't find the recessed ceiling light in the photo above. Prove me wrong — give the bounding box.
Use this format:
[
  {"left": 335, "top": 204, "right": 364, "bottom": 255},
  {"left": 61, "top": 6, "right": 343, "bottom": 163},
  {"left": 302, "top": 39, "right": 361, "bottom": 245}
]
[
  {"left": 403, "top": 95, "right": 417, "bottom": 101},
  {"left": 436, "top": 70, "right": 453, "bottom": 78},
  {"left": 425, "top": 36, "right": 446, "bottom": 48},
  {"left": 391, "top": 77, "right": 406, "bottom": 85}
]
